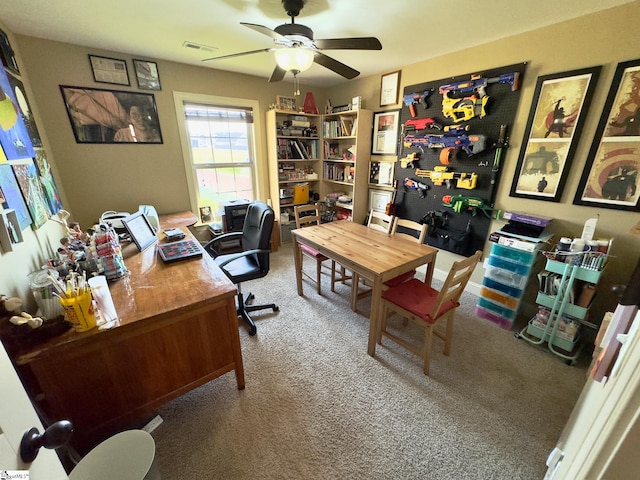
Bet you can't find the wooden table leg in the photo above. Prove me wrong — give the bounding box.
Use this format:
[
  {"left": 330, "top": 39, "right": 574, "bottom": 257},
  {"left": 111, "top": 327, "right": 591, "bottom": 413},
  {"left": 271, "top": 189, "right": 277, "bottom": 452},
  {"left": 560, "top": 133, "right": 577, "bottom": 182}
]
[
  {"left": 368, "top": 278, "right": 382, "bottom": 356},
  {"left": 292, "top": 235, "right": 303, "bottom": 296}
]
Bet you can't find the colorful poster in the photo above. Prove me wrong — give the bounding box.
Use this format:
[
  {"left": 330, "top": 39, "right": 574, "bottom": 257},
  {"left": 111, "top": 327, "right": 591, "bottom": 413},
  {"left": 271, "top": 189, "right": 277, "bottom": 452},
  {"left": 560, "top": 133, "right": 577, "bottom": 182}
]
[
  {"left": 12, "top": 161, "right": 50, "bottom": 229},
  {"left": 0, "top": 65, "right": 35, "bottom": 160},
  {"left": 0, "top": 163, "right": 31, "bottom": 230},
  {"left": 34, "top": 148, "right": 63, "bottom": 214}
]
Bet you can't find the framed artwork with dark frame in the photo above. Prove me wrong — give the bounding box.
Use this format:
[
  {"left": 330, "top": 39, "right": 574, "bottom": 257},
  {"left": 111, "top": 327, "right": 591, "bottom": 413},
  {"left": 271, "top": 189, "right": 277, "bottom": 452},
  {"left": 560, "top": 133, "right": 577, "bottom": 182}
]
[
  {"left": 573, "top": 58, "right": 640, "bottom": 211},
  {"left": 380, "top": 70, "right": 401, "bottom": 107},
  {"left": 133, "top": 59, "right": 161, "bottom": 90},
  {"left": 372, "top": 110, "right": 400, "bottom": 155},
  {"left": 510, "top": 66, "right": 601, "bottom": 201},
  {"left": 59, "top": 85, "right": 163, "bottom": 144},
  {"left": 89, "top": 54, "right": 130, "bottom": 86}
]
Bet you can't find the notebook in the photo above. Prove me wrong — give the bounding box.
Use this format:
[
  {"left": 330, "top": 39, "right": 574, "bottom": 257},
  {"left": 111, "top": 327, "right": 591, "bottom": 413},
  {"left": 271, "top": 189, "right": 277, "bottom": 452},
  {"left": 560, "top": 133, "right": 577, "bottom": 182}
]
[{"left": 157, "top": 239, "right": 203, "bottom": 263}]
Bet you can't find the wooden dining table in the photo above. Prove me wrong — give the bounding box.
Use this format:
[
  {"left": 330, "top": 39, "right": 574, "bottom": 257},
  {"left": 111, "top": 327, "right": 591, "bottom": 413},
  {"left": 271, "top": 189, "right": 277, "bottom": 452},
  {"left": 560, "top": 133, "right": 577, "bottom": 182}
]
[{"left": 291, "top": 220, "right": 438, "bottom": 356}]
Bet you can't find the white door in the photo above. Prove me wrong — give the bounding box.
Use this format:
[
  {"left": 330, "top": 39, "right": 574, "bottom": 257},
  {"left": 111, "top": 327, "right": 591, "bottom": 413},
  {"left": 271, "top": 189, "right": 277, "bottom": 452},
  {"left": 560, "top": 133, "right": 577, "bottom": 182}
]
[{"left": 0, "top": 341, "right": 68, "bottom": 478}]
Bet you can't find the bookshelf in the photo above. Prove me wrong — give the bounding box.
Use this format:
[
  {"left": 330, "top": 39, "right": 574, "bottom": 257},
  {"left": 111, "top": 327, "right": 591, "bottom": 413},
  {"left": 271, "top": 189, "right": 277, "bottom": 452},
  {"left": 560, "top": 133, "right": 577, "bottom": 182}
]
[{"left": 267, "top": 107, "right": 372, "bottom": 239}]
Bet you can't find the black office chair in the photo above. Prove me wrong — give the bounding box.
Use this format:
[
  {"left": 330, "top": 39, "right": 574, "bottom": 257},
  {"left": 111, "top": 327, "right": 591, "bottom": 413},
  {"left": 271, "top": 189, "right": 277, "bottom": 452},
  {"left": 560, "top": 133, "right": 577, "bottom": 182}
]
[{"left": 204, "top": 201, "right": 279, "bottom": 335}]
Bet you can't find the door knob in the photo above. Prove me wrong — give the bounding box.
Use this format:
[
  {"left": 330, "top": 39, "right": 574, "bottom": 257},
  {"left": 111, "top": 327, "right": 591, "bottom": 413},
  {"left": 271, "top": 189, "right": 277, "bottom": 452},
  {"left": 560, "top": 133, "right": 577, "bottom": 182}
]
[{"left": 20, "top": 420, "right": 73, "bottom": 463}]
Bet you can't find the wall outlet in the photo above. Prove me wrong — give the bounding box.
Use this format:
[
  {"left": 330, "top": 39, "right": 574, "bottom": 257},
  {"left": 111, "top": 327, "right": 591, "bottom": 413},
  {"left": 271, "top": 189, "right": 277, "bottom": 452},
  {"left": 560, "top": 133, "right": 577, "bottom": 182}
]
[{"left": 142, "top": 414, "right": 163, "bottom": 433}]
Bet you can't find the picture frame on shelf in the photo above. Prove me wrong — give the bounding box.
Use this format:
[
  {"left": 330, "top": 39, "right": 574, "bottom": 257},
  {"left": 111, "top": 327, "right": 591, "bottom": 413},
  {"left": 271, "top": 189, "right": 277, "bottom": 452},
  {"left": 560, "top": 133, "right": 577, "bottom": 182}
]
[
  {"left": 372, "top": 110, "right": 400, "bottom": 155},
  {"left": 60, "top": 85, "right": 163, "bottom": 144},
  {"left": 510, "top": 66, "right": 601, "bottom": 202},
  {"left": 133, "top": 59, "right": 161, "bottom": 90},
  {"left": 573, "top": 58, "right": 640, "bottom": 211},
  {"left": 380, "top": 70, "right": 401, "bottom": 107},
  {"left": 276, "top": 95, "right": 297, "bottom": 112}
]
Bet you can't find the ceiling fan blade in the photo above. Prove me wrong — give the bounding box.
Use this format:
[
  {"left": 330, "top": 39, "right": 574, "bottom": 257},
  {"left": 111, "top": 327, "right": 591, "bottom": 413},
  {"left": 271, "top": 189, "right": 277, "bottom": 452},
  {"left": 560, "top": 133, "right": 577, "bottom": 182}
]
[
  {"left": 202, "top": 48, "right": 273, "bottom": 62},
  {"left": 269, "top": 65, "right": 287, "bottom": 83},
  {"left": 314, "top": 37, "right": 382, "bottom": 51},
  {"left": 241, "top": 22, "right": 289, "bottom": 42},
  {"left": 313, "top": 52, "right": 359, "bottom": 79}
]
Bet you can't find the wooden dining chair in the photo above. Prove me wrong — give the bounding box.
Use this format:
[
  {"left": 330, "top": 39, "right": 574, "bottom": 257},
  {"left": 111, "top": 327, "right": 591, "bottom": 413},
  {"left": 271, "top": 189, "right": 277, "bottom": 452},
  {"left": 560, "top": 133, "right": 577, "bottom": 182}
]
[
  {"left": 377, "top": 250, "right": 482, "bottom": 375},
  {"left": 387, "top": 218, "right": 429, "bottom": 288},
  {"left": 350, "top": 210, "right": 396, "bottom": 311},
  {"left": 294, "top": 203, "right": 348, "bottom": 295}
]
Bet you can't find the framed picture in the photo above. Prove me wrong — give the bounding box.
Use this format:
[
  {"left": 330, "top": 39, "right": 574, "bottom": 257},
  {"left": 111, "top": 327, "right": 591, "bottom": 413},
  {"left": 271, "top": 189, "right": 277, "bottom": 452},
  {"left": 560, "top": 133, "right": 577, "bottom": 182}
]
[
  {"left": 89, "top": 54, "right": 130, "bottom": 86},
  {"left": 276, "top": 95, "right": 297, "bottom": 112},
  {"left": 380, "top": 70, "right": 401, "bottom": 107},
  {"left": 133, "top": 59, "right": 161, "bottom": 90},
  {"left": 0, "top": 28, "right": 19, "bottom": 74},
  {"left": 199, "top": 206, "right": 213, "bottom": 223},
  {"left": 372, "top": 110, "right": 400, "bottom": 155},
  {"left": 369, "top": 161, "right": 395, "bottom": 186},
  {"left": 369, "top": 189, "right": 392, "bottom": 213},
  {"left": 510, "top": 66, "right": 601, "bottom": 201},
  {"left": 574, "top": 59, "right": 640, "bottom": 211},
  {"left": 59, "top": 85, "right": 163, "bottom": 144}
]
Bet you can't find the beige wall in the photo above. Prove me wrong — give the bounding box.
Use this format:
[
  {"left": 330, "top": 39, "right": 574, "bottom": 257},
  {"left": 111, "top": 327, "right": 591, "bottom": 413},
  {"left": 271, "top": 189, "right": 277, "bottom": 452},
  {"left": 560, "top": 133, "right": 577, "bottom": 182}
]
[
  {"left": 2, "top": 1, "right": 640, "bottom": 315},
  {"left": 13, "top": 35, "right": 324, "bottom": 228}
]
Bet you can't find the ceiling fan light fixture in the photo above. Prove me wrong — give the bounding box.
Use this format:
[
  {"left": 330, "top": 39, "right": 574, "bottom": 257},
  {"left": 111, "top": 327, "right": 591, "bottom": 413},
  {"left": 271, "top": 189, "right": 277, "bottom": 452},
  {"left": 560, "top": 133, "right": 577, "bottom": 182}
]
[{"left": 274, "top": 47, "right": 314, "bottom": 73}]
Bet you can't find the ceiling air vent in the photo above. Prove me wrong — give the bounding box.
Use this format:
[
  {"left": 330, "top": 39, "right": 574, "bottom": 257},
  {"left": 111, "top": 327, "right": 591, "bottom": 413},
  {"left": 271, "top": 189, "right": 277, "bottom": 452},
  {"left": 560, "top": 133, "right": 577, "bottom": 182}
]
[{"left": 182, "top": 41, "right": 216, "bottom": 52}]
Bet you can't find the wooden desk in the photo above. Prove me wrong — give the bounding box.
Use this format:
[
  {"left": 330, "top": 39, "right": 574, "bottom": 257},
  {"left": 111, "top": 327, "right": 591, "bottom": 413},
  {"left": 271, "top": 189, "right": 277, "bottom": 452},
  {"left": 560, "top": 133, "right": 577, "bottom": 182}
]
[
  {"left": 11, "top": 213, "right": 243, "bottom": 455},
  {"left": 291, "top": 221, "right": 438, "bottom": 356}
]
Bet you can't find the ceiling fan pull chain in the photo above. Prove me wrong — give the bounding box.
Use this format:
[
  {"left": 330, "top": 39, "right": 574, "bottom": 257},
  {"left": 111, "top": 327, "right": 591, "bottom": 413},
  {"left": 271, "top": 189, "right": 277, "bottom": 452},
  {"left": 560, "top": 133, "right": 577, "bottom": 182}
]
[{"left": 293, "top": 73, "right": 301, "bottom": 97}]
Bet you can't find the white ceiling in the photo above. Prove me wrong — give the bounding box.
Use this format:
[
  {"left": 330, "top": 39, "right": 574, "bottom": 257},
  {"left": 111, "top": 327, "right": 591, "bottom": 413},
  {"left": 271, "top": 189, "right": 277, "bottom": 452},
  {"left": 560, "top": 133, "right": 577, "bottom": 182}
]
[{"left": 1, "top": 0, "right": 635, "bottom": 87}]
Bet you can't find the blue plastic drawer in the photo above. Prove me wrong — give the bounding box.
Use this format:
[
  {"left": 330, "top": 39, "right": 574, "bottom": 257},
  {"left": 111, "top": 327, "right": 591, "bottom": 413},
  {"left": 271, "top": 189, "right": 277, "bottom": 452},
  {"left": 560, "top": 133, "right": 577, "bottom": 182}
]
[
  {"left": 483, "top": 261, "right": 528, "bottom": 289},
  {"left": 477, "top": 297, "right": 517, "bottom": 320},
  {"left": 486, "top": 255, "right": 531, "bottom": 276},
  {"left": 491, "top": 243, "right": 536, "bottom": 266},
  {"left": 482, "top": 276, "right": 523, "bottom": 298}
]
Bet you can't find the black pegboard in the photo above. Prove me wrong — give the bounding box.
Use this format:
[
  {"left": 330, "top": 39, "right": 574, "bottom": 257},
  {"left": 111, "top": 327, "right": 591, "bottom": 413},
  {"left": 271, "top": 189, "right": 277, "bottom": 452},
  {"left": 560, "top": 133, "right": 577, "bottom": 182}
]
[{"left": 393, "top": 62, "right": 527, "bottom": 256}]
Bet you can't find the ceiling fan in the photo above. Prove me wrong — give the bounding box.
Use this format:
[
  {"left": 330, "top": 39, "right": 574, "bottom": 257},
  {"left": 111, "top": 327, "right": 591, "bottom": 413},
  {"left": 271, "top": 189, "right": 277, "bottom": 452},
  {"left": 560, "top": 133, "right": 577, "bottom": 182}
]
[{"left": 202, "top": 0, "right": 382, "bottom": 82}]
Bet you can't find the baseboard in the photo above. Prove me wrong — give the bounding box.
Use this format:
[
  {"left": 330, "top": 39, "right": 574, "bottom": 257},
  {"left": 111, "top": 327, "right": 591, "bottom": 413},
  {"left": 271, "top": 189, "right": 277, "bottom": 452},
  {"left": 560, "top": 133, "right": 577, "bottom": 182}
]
[{"left": 425, "top": 266, "right": 481, "bottom": 298}]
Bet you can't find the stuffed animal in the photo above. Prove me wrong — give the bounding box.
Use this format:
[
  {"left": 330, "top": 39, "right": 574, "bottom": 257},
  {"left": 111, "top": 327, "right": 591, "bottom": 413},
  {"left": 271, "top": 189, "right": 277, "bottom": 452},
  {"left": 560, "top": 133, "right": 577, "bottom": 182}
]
[{"left": 0, "top": 294, "right": 44, "bottom": 329}]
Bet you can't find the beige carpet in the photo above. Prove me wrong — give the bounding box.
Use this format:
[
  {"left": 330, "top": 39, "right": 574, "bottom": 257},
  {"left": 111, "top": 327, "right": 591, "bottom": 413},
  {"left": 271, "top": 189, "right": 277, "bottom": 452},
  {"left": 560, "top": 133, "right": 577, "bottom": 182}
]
[{"left": 152, "top": 245, "right": 588, "bottom": 479}]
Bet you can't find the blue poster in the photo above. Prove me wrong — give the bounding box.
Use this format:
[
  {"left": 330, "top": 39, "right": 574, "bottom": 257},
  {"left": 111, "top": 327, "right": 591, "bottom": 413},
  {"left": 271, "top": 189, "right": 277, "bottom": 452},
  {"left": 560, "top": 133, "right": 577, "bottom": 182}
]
[
  {"left": 0, "top": 163, "right": 32, "bottom": 230},
  {"left": 0, "top": 66, "right": 35, "bottom": 160}
]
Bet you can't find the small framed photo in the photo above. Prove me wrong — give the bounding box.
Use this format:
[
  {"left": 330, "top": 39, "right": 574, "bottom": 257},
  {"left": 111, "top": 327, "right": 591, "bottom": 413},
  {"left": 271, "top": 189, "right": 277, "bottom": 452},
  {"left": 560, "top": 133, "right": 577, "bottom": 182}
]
[
  {"left": 199, "top": 206, "right": 213, "bottom": 223},
  {"left": 276, "top": 95, "right": 297, "bottom": 112},
  {"left": 133, "top": 59, "right": 161, "bottom": 90},
  {"left": 372, "top": 110, "right": 400, "bottom": 155},
  {"left": 89, "top": 54, "right": 130, "bottom": 86},
  {"left": 380, "top": 70, "right": 401, "bottom": 107}
]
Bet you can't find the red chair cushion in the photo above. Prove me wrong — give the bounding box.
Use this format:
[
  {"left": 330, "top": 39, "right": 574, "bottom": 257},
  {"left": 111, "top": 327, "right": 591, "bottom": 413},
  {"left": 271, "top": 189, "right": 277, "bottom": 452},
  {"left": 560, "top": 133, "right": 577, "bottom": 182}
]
[
  {"left": 384, "top": 269, "right": 416, "bottom": 288},
  {"left": 300, "top": 244, "right": 328, "bottom": 260},
  {"left": 382, "top": 278, "right": 459, "bottom": 324}
]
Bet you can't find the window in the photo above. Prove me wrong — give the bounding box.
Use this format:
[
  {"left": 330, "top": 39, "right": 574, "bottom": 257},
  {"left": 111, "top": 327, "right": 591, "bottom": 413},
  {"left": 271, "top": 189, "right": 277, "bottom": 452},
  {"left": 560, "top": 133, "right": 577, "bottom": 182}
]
[{"left": 175, "top": 94, "right": 258, "bottom": 224}]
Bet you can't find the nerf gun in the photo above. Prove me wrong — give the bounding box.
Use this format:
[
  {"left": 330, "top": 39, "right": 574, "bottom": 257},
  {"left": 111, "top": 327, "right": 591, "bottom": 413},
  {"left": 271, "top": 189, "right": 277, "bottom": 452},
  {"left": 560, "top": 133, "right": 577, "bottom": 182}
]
[
  {"left": 403, "top": 125, "right": 487, "bottom": 165},
  {"left": 439, "top": 72, "right": 520, "bottom": 122},
  {"left": 415, "top": 166, "right": 478, "bottom": 190},
  {"left": 442, "top": 194, "right": 502, "bottom": 219},
  {"left": 402, "top": 117, "right": 442, "bottom": 134},
  {"left": 403, "top": 90, "right": 433, "bottom": 117},
  {"left": 400, "top": 152, "right": 420, "bottom": 169},
  {"left": 403, "top": 177, "right": 429, "bottom": 198}
]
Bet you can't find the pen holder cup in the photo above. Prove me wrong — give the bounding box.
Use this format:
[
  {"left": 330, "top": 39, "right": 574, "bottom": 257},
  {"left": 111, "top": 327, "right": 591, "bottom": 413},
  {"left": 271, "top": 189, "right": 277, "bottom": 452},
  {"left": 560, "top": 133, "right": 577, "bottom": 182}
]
[{"left": 59, "top": 292, "right": 97, "bottom": 332}]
